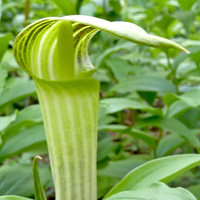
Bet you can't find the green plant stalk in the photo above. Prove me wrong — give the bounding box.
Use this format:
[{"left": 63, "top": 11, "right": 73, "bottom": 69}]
[
  {"left": 33, "top": 156, "right": 46, "bottom": 200},
  {"left": 24, "top": 0, "right": 30, "bottom": 26},
  {"left": 165, "top": 50, "right": 180, "bottom": 94},
  {"left": 35, "top": 78, "right": 99, "bottom": 200}
]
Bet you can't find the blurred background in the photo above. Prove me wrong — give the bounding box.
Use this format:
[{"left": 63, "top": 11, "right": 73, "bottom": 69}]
[{"left": 1, "top": 0, "right": 200, "bottom": 199}]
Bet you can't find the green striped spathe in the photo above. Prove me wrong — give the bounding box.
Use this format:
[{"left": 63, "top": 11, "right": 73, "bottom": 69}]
[
  {"left": 13, "top": 15, "right": 189, "bottom": 200},
  {"left": 34, "top": 77, "right": 99, "bottom": 200}
]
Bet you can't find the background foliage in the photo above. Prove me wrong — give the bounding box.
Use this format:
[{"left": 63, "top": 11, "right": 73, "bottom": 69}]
[{"left": 0, "top": 0, "right": 200, "bottom": 199}]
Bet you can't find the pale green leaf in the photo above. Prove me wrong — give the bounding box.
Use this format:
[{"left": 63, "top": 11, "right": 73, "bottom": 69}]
[
  {"left": 6, "top": 105, "right": 43, "bottom": 130},
  {"left": 106, "top": 59, "right": 133, "bottom": 82},
  {"left": 110, "top": 75, "right": 177, "bottom": 95},
  {"left": 179, "top": 108, "right": 200, "bottom": 129},
  {"left": 50, "top": 0, "right": 75, "bottom": 15},
  {"left": 105, "top": 182, "right": 197, "bottom": 200},
  {"left": 0, "top": 79, "right": 36, "bottom": 110},
  {"left": 138, "top": 117, "right": 200, "bottom": 148},
  {"left": 167, "top": 100, "right": 190, "bottom": 117},
  {"left": 188, "top": 184, "right": 200, "bottom": 200},
  {"left": 50, "top": 0, "right": 84, "bottom": 15},
  {"left": 0, "top": 65, "right": 8, "bottom": 95},
  {"left": 95, "top": 43, "right": 134, "bottom": 68},
  {"left": 128, "top": 129, "right": 156, "bottom": 148},
  {"left": 177, "top": 0, "right": 197, "bottom": 10},
  {"left": 0, "top": 124, "right": 46, "bottom": 161},
  {"left": 156, "top": 134, "right": 185, "bottom": 157},
  {"left": 100, "top": 98, "right": 162, "bottom": 116},
  {"left": 98, "top": 124, "right": 127, "bottom": 131},
  {"left": 166, "top": 89, "right": 200, "bottom": 117},
  {"left": 174, "top": 10, "right": 196, "bottom": 34},
  {"left": 98, "top": 155, "right": 151, "bottom": 180},
  {"left": 0, "top": 33, "right": 12, "bottom": 61},
  {"left": 98, "top": 116, "right": 116, "bottom": 127},
  {"left": 0, "top": 105, "right": 45, "bottom": 160},
  {"left": 97, "top": 155, "right": 151, "bottom": 198},
  {"left": 105, "top": 154, "right": 200, "bottom": 198},
  {"left": 0, "top": 111, "right": 17, "bottom": 132},
  {"left": 179, "top": 89, "right": 200, "bottom": 107},
  {"left": 0, "top": 196, "right": 32, "bottom": 200},
  {"left": 163, "top": 93, "right": 178, "bottom": 106},
  {"left": 0, "top": 163, "right": 51, "bottom": 197},
  {"left": 97, "top": 126, "right": 156, "bottom": 148},
  {"left": 97, "top": 137, "right": 119, "bottom": 162},
  {"left": 1, "top": 50, "right": 19, "bottom": 71}
]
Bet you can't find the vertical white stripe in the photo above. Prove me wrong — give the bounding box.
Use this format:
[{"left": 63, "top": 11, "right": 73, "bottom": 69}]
[{"left": 48, "top": 40, "right": 57, "bottom": 80}]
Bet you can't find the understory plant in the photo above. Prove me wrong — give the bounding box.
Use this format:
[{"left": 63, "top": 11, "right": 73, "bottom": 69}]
[{"left": 2, "top": 15, "right": 199, "bottom": 200}]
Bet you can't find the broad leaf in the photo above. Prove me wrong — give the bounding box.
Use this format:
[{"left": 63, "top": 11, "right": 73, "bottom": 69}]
[
  {"left": 0, "top": 162, "right": 51, "bottom": 197},
  {"left": 0, "top": 111, "right": 17, "bottom": 132},
  {"left": 98, "top": 124, "right": 127, "bottom": 131},
  {"left": 167, "top": 99, "right": 190, "bottom": 117},
  {"left": 97, "top": 155, "right": 151, "bottom": 198},
  {"left": 179, "top": 108, "right": 200, "bottom": 129},
  {"left": 95, "top": 43, "right": 135, "bottom": 68},
  {"left": 0, "top": 124, "right": 46, "bottom": 161},
  {"left": 0, "top": 65, "right": 8, "bottom": 95},
  {"left": 174, "top": 10, "right": 196, "bottom": 34},
  {"left": 177, "top": 0, "right": 197, "bottom": 10},
  {"left": 98, "top": 155, "right": 151, "bottom": 180},
  {"left": 0, "top": 105, "right": 46, "bottom": 159},
  {"left": 106, "top": 59, "right": 133, "bottom": 82},
  {"left": 50, "top": 0, "right": 84, "bottom": 15},
  {"left": 6, "top": 105, "right": 43, "bottom": 130},
  {"left": 99, "top": 125, "right": 156, "bottom": 149},
  {"left": 179, "top": 89, "right": 200, "bottom": 107},
  {"left": 0, "top": 79, "right": 36, "bottom": 110},
  {"left": 110, "top": 75, "right": 177, "bottom": 95},
  {"left": 101, "top": 97, "right": 162, "bottom": 116},
  {"left": 105, "top": 154, "right": 200, "bottom": 198},
  {"left": 156, "top": 15, "right": 175, "bottom": 33},
  {"left": 188, "top": 184, "right": 200, "bottom": 200},
  {"left": 0, "top": 33, "right": 12, "bottom": 60},
  {"left": 105, "top": 182, "right": 197, "bottom": 200},
  {"left": 156, "top": 134, "right": 185, "bottom": 157},
  {"left": 166, "top": 89, "right": 200, "bottom": 117},
  {"left": 138, "top": 117, "right": 200, "bottom": 148},
  {"left": 128, "top": 129, "right": 156, "bottom": 148},
  {"left": 97, "top": 136, "right": 119, "bottom": 162}
]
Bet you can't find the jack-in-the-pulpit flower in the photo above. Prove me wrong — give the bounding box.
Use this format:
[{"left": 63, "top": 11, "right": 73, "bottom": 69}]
[{"left": 13, "top": 15, "right": 188, "bottom": 200}]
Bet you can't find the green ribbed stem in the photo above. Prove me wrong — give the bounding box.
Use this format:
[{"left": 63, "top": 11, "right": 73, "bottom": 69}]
[{"left": 34, "top": 77, "right": 99, "bottom": 200}]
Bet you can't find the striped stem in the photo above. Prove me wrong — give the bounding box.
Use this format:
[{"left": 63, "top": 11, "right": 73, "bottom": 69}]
[{"left": 34, "top": 77, "right": 99, "bottom": 200}]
